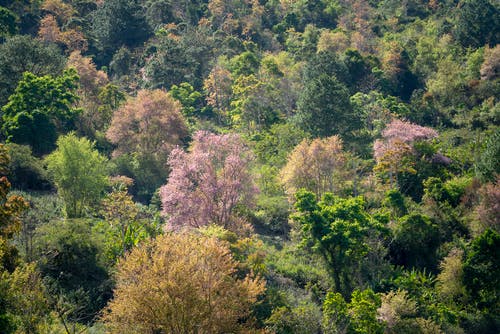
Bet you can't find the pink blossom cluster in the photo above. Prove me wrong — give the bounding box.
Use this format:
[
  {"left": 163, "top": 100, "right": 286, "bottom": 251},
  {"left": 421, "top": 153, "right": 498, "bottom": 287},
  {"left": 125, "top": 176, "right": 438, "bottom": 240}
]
[
  {"left": 374, "top": 119, "right": 438, "bottom": 161},
  {"left": 381, "top": 119, "right": 438, "bottom": 142},
  {"left": 160, "top": 131, "right": 257, "bottom": 230}
]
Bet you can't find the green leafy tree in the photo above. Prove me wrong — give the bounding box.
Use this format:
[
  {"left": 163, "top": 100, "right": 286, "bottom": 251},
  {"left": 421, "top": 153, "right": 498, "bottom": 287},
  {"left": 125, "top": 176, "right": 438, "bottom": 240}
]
[
  {"left": 322, "top": 289, "right": 384, "bottom": 334},
  {"left": 390, "top": 213, "right": 440, "bottom": 271},
  {"left": 2, "top": 69, "right": 80, "bottom": 156},
  {"left": 284, "top": 25, "right": 322, "bottom": 60},
  {"left": 351, "top": 92, "right": 411, "bottom": 132},
  {"left": 34, "top": 219, "right": 111, "bottom": 326},
  {"left": 384, "top": 189, "right": 408, "bottom": 218},
  {"left": 145, "top": 38, "right": 186, "bottom": 88},
  {"left": 228, "top": 52, "right": 301, "bottom": 132},
  {"left": 15, "top": 192, "right": 63, "bottom": 263},
  {"left": 91, "top": 0, "right": 152, "bottom": 61},
  {"left": 96, "top": 83, "right": 126, "bottom": 131},
  {"left": 229, "top": 50, "right": 261, "bottom": 77},
  {"left": 390, "top": 269, "right": 438, "bottom": 314},
  {"left": 109, "top": 46, "right": 132, "bottom": 79},
  {"left": 254, "top": 122, "right": 309, "bottom": 168},
  {"left": 144, "top": 25, "right": 209, "bottom": 89},
  {"left": 2, "top": 111, "right": 57, "bottom": 158},
  {"left": 454, "top": 0, "right": 499, "bottom": 48},
  {"left": 296, "top": 73, "right": 358, "bottom": 139},
  {"left": 343, "top": 49, "right": 378, "bottom": 92},
  {"left": 5, "top": 143, "right": 51, "bottom": 191},
  {"left": 170, "top": 82, "right": 204, "bottom": 119},
  {"left": 46, "top": 133, "right": 108, "bottom": 218},
  {"left": 322, "top": 291, "right": 349, "bottom": 334},
  {"left": 423, "top": 176, "right": 471, "bottom": 209},
  {"left": 0, "top": 6, "right": 17, "bottom": 38},
  {"left": 293, "top": 190, "right": 386, "bottom": 296},
  {"left": 420, "top": 176, "right": 470, "bottom": 242},
  {"left": 98, "top": 189, "right": 151, "bottom": 262},
  {"left": 476, "top": 129, "right": 500, "bottom": 182},
  {"left": 463, "top": 229, "right": 500, "bottom": 313},
  {"left": 265, "top": 302, "right": 322, "bottom": 334},
  {"left": 349, "top": 289, "right": 384, "bottom": 334},
  {"left": 302, "top": 51, "right": 350, "bottom": 88},
  {"left": 230, "top": 74, "right": 282, "bottom": 132},
  {"left": 0, "top": 35, "right": 65, "bottom": 106}
]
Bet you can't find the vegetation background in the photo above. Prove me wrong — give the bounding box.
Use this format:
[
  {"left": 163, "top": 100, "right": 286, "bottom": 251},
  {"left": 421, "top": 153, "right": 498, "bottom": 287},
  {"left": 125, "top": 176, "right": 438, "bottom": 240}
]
[{"left": 0, "top": 0, "right": 498, "bottom": 333}]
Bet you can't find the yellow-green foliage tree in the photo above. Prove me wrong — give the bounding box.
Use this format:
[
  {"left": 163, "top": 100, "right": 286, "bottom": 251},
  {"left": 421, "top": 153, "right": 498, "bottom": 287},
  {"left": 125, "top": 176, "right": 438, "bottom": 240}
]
[
  {"left": 4, "top": 263, "right": 48, "bottom": 334},
  {"left": 103, "top": 232, "right": 265, "bottom": 333},
  {"left": 281, "top": 135, "right": 347, "bottom": 199},
  {"left": 99, "top": 188, "right": 154, "bottom": 262},
  {"left": 46, "top": 133, "right": 108, "bottom": 218}
]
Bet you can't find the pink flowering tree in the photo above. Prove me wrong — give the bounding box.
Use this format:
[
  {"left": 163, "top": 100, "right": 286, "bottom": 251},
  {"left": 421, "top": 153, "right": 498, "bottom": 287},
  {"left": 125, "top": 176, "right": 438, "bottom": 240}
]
[
  {"left": 374, "top": 119, "right": 439, "bottom": 188},
  {"left": 160, "top": 131, "right": 258, "bottom": 231}
]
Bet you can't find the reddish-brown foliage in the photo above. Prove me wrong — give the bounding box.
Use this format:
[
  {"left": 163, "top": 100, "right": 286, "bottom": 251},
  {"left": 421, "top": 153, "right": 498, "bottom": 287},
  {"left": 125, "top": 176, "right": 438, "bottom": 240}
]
[{"left": 106, "top": 89, "right": 188, "bottom": 161}]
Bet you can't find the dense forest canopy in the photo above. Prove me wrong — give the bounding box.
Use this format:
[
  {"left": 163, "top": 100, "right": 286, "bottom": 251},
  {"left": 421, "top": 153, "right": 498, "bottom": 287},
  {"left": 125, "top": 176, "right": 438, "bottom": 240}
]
[{"left": 0, "top": 0, "right": 498, "bottom": 333}]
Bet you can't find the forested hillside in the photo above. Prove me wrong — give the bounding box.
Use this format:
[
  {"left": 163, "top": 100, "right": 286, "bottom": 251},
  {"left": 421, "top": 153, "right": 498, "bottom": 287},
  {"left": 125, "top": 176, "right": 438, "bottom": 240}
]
[{"left": 0, "top": 0, "right": 498, "bottom": 333}]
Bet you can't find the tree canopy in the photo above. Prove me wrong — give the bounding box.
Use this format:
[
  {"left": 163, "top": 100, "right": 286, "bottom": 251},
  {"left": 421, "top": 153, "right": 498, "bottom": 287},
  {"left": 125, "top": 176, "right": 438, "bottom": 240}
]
[
  {"left": 2, "top": 69, "right": 79, "bottom": 155},
  {"left": 46, "top": 133, "right": 108, "bottom": 218},
  {"left": 103, "top": 232, "right": 265, "bottom": 333},
  {"left": 161, "top": 131, "right": 257, "bottom": 232}
]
